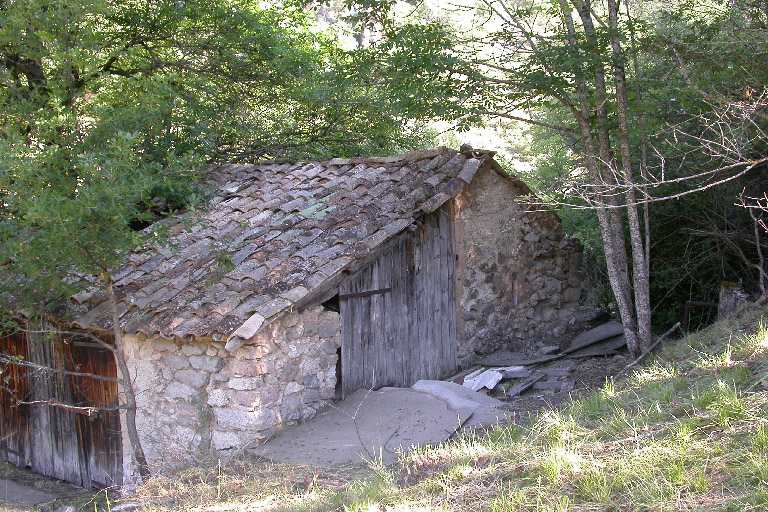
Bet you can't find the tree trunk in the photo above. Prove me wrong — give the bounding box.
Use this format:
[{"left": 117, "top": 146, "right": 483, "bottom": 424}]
[
  {"left": 573, "top": 0, "right": 635, "bottom": 320},
  {"left": 624, "top": 0, "right": 652, "bottom": 275},
  {"left": 607, "top": 0, "right": 652, "bottom": 354},
  {"left": 558, "top": 0, "right": 642, "bottom": 355},
  {"left": 105, "top": 277, "right": 150, "bottom": 480}
]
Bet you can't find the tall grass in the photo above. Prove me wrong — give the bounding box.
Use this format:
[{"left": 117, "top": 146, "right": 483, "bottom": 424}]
[{"left": 97, "top": 304, "right": 768, "bottom": 512}]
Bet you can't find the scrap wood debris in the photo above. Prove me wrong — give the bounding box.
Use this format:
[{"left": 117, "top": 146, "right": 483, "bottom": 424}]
[
  {"left": 455, "top": 320, "right": 633, "bottom": 399},
  {"left": 457, "top": 367, "right": 576, "bottom": 397},
  {"left": 476, "top": 321, "right": 629, "bottom": 368}
]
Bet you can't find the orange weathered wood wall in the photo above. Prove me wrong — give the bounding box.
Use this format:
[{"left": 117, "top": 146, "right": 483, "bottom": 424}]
[{"left": 0, "top": 326, "right": 122, "bottom": 488}]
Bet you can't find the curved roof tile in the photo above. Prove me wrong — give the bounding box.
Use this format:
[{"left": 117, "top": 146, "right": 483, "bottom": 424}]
[{"left": 69, "top": 147, "right": 497, "bottom": 344}]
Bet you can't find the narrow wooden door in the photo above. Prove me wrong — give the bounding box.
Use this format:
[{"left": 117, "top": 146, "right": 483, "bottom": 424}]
[
  {"left": 339, "top": 206, "right": 457, "bottom": 396},
  {"left": 0, "top": 327, "right": 122, "bottom": 488}
]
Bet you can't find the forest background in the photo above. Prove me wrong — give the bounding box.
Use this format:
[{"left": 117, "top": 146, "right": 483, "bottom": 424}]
[{"left": 1, "top": 0, "right": 767, "bottom": 351}]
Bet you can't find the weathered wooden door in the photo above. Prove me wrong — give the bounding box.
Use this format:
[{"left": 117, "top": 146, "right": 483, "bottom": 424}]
[
  {"left": 0, "top": 327, "right": 122, "bottom": 488},
  {"left": 339, "top": 206, "right": 457, "bottom": 396},
  {"left": 0, "top": 331, "right": 30, "bottom": 469}
]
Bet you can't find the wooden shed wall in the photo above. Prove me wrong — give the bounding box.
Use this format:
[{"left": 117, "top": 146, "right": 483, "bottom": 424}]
[
  {"left": 0, "top": 327, "right": 122, "bottom": 488},
  {"left": 0, "top": 331, "right": 30, "bottom": 468},
  {"left": 339, "top": 205, "right": 457, "bottom": 395}
]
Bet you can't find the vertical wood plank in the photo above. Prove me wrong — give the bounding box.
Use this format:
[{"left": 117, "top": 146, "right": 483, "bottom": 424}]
[
  {"left": 0, "top": 331, "right": 31, "bottom": 468},
  {"left": 70, "top": 338, "right": 123, "bottom": 487},
  {"left": 340, "top": 205, "right": 457, "bottom": 393},
  {"left": 27, "top": 329, "right": 83, "bottom": 485},
  {"left": 1, "top": 325, "right": 121, "bottom": 488}
]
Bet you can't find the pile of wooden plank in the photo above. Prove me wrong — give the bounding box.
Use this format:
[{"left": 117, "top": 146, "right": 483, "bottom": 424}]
[
  {"left": 475, "top": 321, "right": 628, "bottom": 368},
  {"left": 562, "top": 321, "right": 625, "bottom": 357},
  {"left": 454, "top": 321, "right": 630, "bottom": 398},
  {"left": 456, "top": 367, "right": 576, "bottom": 397}
]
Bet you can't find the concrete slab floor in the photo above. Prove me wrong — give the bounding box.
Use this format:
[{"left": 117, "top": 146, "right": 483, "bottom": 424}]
[
  {"left": 0, "top": 478, "right": 60, "bottom": 511},
  {"left": 252, "top": 382, "right": 511, "bottom": 467}
]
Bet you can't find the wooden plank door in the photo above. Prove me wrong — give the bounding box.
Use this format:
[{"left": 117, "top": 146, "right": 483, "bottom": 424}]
[
  {"left": 27, "top": 331, "right": 87, "bottom": 486},
  {"left": 0, "top": 331, "right": 31, "bottom": 468},
  {"left": 339, "top": 206, "right": 457, "bottom": 396},
  {"left": 69, "top": 339, "right": 123, "bottom": 488},
  {"left": 0, "top": 327, "right": 122, "bottom": 488}
]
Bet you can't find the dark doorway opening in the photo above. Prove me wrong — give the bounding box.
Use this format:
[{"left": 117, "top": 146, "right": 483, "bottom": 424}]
[{"left": 321, "top": 294, "right": 340, "bottom": 313}]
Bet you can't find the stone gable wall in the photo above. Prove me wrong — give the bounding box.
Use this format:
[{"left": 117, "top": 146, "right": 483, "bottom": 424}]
[
  {"left": 453, "top": 165, "right": 583, "bottom": 364},
  {"left": 123, "top": 305, "right": 340, "bottom": 470}
]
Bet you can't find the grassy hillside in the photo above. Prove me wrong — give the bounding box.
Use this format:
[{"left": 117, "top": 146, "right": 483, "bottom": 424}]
[{"left": 47, "top": 304, "right": 768, "bottom": 511}]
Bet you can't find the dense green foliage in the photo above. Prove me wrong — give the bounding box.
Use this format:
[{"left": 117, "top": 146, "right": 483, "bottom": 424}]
[
  {"left": 640, "top": 1, "right": 768, "bottom": 327},
  {"left": 0, "top": 0, "right": 441, "bottom": 307},
  {"left": 360, "top": 0, "right": 768, "bottom": 330},
  {"left": 2, "top": 0, "right": 767, "bottom": 328}
]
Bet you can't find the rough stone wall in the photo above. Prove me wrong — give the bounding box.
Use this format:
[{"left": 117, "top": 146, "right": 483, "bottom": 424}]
[
  {"left": 209, "top": 306, "right": 339, "bottom": 452},
  {"left": 453, "top": 165, "right": 582, "bottom": 365},
  {"left": 123, "top": 333, "right": 217, "bottom": 471},
  {"left": 122, "top": 305, "right": 340, "bottom": 471}
]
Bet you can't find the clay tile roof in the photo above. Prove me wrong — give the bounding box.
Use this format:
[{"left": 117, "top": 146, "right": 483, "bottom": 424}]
[{"left": 70, "top": 147, "right": 495, "bottom": 346}]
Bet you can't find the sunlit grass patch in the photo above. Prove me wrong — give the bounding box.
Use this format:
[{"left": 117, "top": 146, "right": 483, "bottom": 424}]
[
  {"left": 593, "top": 404, "right": 637, "bottom": 439},
  {"left": 611, "top": 440, "right": 714, "bottom": 509},
  {"left": 489, "top": 484, "right": 532, "bottom": 512},
  {"left": 532, "top": 409, "right": 593, "bottom": 445},
  {"left": 707, "top": 382, "right": 752, "bottom": 426},
  {"left": 538, "top": 442, "right": 585, "bottom": 483},
  {"left": 572, "top": 467, "right": 614, "bottom": 503},
  {"left": 750, "top": 422, "right": 768, "bottom": 452},
  {"left": 404, "top": 427, "right": 513, "bottom": 477},
  {"left": 94, "top": 303, "right": 768, "bottom": 512},
  {"left": 568, "top": 389, "right": 623, "bottom": 424},
  {"left": 629, "top": 358, "right": 679, "bottom": 387},
  {"left": 719, "top": 363, "right": 753, "bottom": 388},
  {"left": 338, "top": 468, "right": 397, "bottom": 512},
  {"left": 128, "top": 456, "right": 364, "bottom": 512},
  {"left": 743, "top": 451, "right": 768, "bottom": 485}
]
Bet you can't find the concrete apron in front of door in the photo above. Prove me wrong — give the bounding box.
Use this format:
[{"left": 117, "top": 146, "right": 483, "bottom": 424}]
[
  {"left": 252, "top": 380, "right": 510, "bottom": 467},
  {"left": 0, "top": 478, "right": 61, "bottom": 511}
]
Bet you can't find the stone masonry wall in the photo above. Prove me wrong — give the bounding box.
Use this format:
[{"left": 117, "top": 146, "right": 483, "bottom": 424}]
[
  {"left": 123, "top": 305, "right": 340, "bottom": 471},
  {"left": 209, "top": 306, "right": 339, "bottom": 452},
  {"left": 453, "top": 165, "right": 583, "bottom": 365}
]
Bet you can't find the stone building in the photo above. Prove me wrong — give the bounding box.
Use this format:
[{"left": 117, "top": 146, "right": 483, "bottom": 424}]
[{"left": 0, "top": 147, "right": 581, "bottom": 487}]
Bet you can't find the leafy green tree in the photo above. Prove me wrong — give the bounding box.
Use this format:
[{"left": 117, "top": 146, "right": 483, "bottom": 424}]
[
  {"left": 430, "top": 0, "right": 656, "bottom": 356},
  {"left": 0, "top": 0, "right": 443, "bottom": 480},
  {"left": 641, "top": 0, "right": 768, "bottom": 324},
  {"left": 354, "top": 0, "right": 768, "bottom": 346}
]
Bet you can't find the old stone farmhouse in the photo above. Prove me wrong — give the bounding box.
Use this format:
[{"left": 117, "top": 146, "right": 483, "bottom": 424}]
[{"left": 0, "top": 147, "right": 582, "bottom": 488}]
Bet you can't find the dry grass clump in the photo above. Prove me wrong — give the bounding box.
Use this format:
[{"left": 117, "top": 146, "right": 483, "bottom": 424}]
[{"left": 120, "top": 457, "right": 371, "bottom": 511}]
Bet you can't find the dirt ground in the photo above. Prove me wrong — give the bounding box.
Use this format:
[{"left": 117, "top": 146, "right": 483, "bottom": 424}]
[
  {"left": 252, "top": 384, "right": 509, "bottom": 467},
  {"left": 0, "top": 478, "right": 59, "bottom": 511},
  {"left": 0, "top": 462, "right": 104, "bottom": 512}
]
